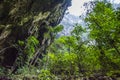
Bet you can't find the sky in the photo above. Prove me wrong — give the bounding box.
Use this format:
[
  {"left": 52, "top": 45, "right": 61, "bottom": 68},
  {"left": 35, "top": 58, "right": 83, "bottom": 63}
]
[{"left": 68, "top": 0, "right": 120, "bottom": 16}]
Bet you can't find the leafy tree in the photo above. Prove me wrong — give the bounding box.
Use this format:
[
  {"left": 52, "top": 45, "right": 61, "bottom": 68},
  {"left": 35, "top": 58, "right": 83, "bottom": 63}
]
[
  {"left": 46, "top": 1, "right": 120, "bottom": 76},
  {"left": 4, "top": 1, "right": 120, "bottom": 79},
  {"left": 85, "top": 1, "right": 120, "bottom": 74}
]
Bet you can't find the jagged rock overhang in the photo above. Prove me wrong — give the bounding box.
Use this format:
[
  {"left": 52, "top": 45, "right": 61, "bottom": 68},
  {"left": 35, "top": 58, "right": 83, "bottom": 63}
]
[{"left": 0, "top": 0, "right": 71, "bottom": 67}]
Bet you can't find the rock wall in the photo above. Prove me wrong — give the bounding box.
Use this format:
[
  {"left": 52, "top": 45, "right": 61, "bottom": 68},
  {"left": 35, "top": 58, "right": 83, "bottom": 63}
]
[{"left": 0, "top": 0, "right": 71, "bottom": 67}]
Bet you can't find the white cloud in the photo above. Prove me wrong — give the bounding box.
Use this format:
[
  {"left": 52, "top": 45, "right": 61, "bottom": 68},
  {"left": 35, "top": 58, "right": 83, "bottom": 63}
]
[
  {"left": 68, "top": 0, "right": 92, "bottom": 16},
  {"left": 110, "top": 0, "right": 120, "bottom": 3},
  {"left": 68, "top": 0, "right": 120, "bottom": 16}
]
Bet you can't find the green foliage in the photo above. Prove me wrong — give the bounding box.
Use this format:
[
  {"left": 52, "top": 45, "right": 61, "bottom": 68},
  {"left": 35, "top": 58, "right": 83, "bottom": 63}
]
[
  {"left": 84, "top": 1, "right": 120, "bottom": 74},
  {"left": 1, "top": 1, "right": 120, "bottom": 79},
  {"left": 16, "top": 36, "right": 39, "bottom": 67},
  {"left": 25, "top": 36, "right": 39, "bottom": 58},
  {"left": 71, "top": 24, "right": 86, "bottom": 40},
  {"left": 38, "top": 69, "right": 56, "bottom": 80},
  {"left": 46, "top": 1, "right": 120, "bottom": 77},
  {"left": 18, "top": 40, "right": 25, "bottom": 46},
  {"left": 48, "top": 25, "right": 64, "bottom": 37},
  {"left": 47, "top": 25, "right": 63, "bottom": 33},
  {"left": 42, "top": 53, "right": 79, "bottom": 75},
  {"left": 53, "top": 25, "right": 64, "bottom": 33}
]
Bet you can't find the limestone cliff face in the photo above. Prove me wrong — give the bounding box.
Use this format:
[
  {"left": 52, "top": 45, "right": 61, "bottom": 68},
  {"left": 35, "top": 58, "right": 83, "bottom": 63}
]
[{"left": 0, "top": 0, "right": 71, "bottom": 67}]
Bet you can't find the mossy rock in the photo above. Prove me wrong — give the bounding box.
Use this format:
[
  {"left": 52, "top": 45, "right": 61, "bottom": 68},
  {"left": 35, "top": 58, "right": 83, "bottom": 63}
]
[{"left": 0, "top": 0, "right": 71, "bottom": 67}]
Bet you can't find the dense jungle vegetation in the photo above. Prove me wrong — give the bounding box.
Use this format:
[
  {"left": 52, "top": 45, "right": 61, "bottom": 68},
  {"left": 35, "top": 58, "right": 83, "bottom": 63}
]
[{"left": 0, "top": 0, "right": 120, "bottom": 80}]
